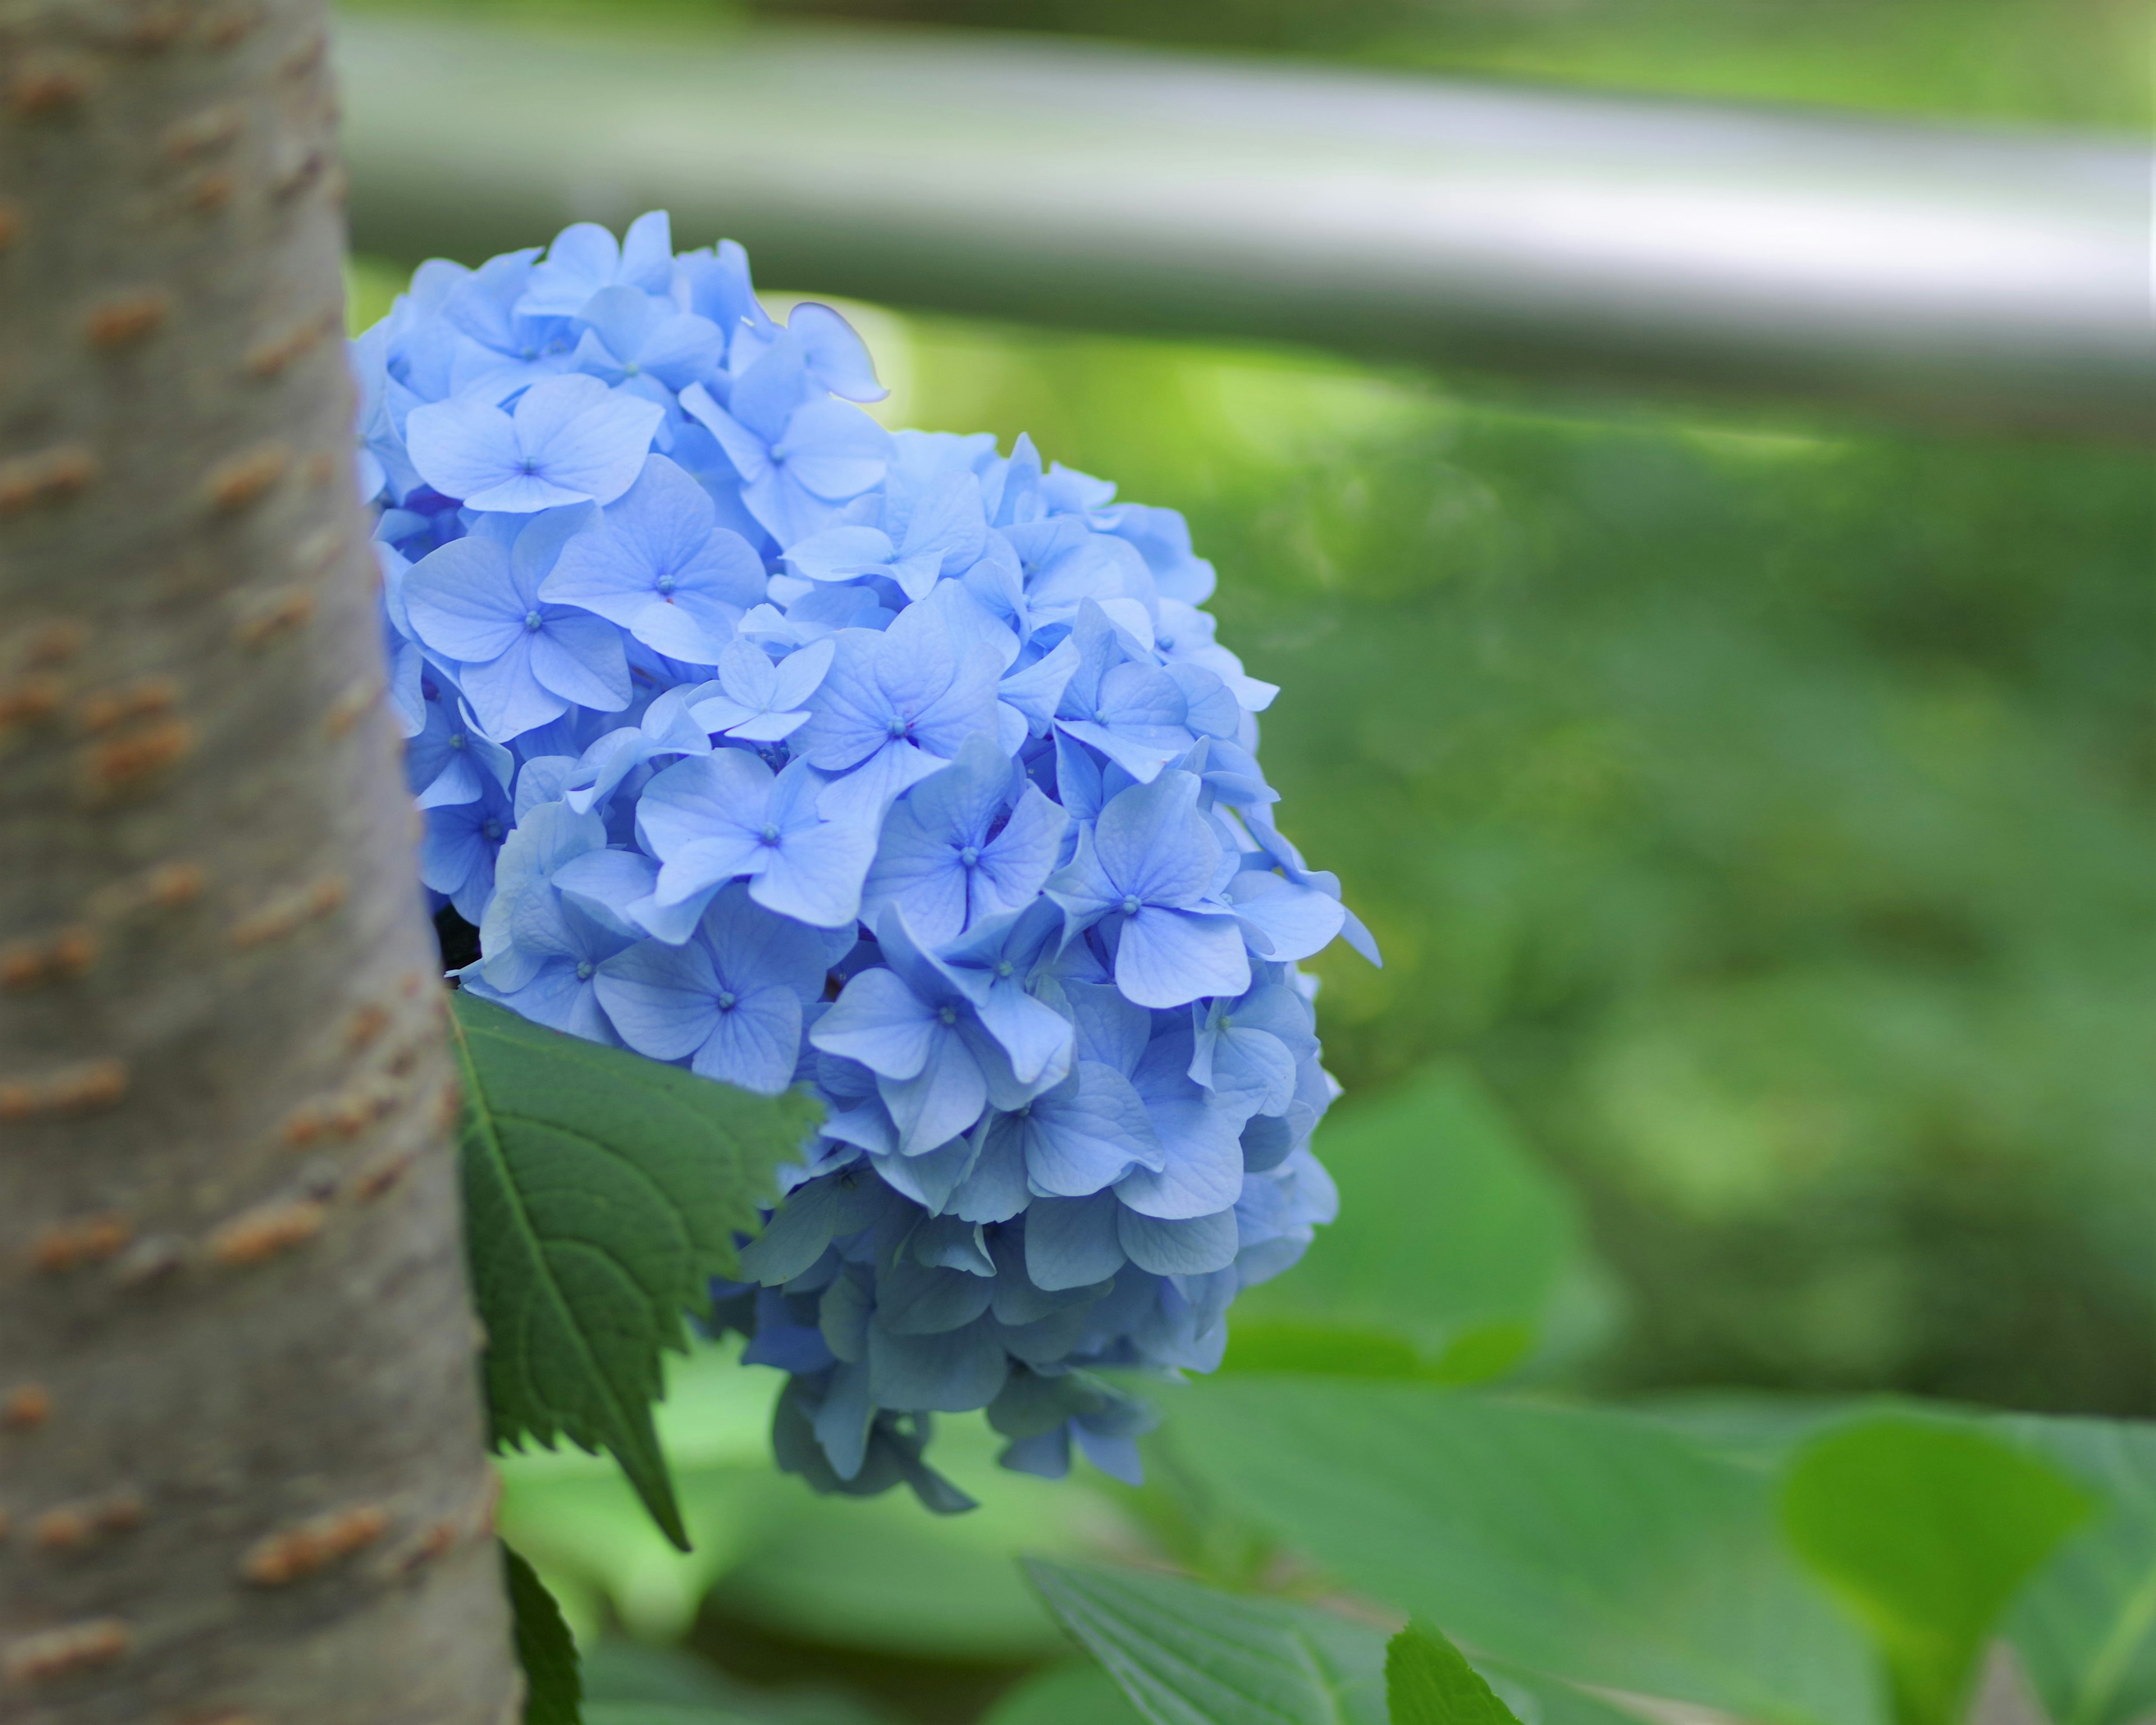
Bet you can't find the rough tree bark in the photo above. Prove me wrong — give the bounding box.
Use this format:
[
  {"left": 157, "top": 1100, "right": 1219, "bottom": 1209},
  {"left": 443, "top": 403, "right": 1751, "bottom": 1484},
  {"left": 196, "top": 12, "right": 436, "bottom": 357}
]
[{"left": 0, "top": 2, "right": 519, "bottom": 1720}]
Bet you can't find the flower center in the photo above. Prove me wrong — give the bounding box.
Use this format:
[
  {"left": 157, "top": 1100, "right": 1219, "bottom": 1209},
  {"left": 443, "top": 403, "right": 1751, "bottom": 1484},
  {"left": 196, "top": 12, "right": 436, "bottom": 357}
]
[
  {"left": 523, "top": 609, "right": 543, "bottom": 632},
  {"left": 574, "top": 961, "right": 594, "bottom": 981},
  {"left": 937, "top": 1005, "right": 959, "bottom": 1026},
  {"left": 482, "top": 819, "right": 503, "bottom": 842},
  {"left": 885, "top": 716, "right": 910, "bottom": 738},
  {"left": 958, "top": 845, "right": 980, "bottom": 868},
  {"left": 655, "top": 573, "right": 677, "bottom": 594},
  {"left": 994, "top": 960, "right": 1015, "bottom": 979},
  {"left": 758, "top": 824, "right": 782, "bottom": 846},
  {"left": 517, "top": 457, "right": 540, "bottom": 474},
  {"left": 448, "top": 732, "right": 467, "bottom": 750},
  {"left": 1119, "top": 894, "right": 1142, "bottom": 916},
  {"left": 716, "top": 990, "right": 738, "bottom": 1010}
]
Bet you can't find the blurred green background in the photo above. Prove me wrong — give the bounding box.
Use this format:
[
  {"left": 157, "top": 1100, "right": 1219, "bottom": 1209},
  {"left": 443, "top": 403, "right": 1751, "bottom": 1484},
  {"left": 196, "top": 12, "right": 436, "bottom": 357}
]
[{"left": 344, "top": 0, "right": 2153, "bottom": 1715}]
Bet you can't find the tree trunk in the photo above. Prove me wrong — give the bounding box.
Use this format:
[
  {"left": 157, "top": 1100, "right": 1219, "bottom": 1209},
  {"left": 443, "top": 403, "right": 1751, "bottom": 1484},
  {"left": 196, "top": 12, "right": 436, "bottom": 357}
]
[{"left": 0, "top": 3, "right": 519, "bottom": 1721}]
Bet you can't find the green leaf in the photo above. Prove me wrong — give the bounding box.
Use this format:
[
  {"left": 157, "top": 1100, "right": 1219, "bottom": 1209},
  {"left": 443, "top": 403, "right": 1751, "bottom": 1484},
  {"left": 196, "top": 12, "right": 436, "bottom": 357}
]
[
  {"left": 1385, "top": 1622, "right": 1521, "bottom": 1724},
  {"left": 1997, "top": 1417, "right": 2156, "bottom": 1725},
  {"left": 981, "top": 1662, "right": 1146, "bottom": 1724},
  {"left": 1025, "top": 1557, "right": 1390, "bottom": 1725},
  {"left": 452, "top": 993, "right": 817, "bottom": 1550},
  {"left": 1780, "top": 1413, "right": 2094, "bottom": 1725},
  {"left": 505, "top": 1542, "right": 583, "bottom": 1725},
  {"left": 1161, "top": 1376, "right": 1885, "bottom": 1725},
  {"left": 1226, "top": 1065, "right": 1596, "bottom": 1379}
]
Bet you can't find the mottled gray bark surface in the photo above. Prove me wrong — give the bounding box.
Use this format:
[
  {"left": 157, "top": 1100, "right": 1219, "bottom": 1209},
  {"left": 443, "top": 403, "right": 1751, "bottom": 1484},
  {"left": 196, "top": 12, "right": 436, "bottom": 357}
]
[{"left": 0, "top": 2, "right": 518, "bottom": 1720}]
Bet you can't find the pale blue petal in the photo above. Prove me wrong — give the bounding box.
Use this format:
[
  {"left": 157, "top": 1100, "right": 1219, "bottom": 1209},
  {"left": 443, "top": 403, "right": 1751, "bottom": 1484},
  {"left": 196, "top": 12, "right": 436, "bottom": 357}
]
[
  {"left": 1024, "top": 1192, "right": 1126, "bottom": 1291},
  {"left": 1114, "top": 906, "right": 1250, "bottom": 1009},
  {"left": 1117, "top": 1206, "right": 1240, "bottom": 1276},
  {"left": 811, "top": 967, "right": 938, "bottom": 1080}
]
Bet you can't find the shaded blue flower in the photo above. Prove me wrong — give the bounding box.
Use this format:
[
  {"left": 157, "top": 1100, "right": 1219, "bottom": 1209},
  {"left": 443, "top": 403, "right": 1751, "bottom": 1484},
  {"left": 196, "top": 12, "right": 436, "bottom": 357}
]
[
  {"left": 784, "top": 468, "right": 986, "bottom": 604},
  {"left": 1046, "top": 769, "right": 1249, "bottom": 1008},
  {"left": 861, "top": 733, "right": 1067, "bottom": 948},
  {"left": 570, "top": 285, "right": 726, "bottom": 394},
  {"left": 358, "top": 212, "right": 1377, "bottom": 1509},
  {"left": 795, "top": 597, "right": 1005, "bottom": 823},
  {"left": 517, "top": 212, "right": 675, "bottom": 318},
  {"left": 1052, "top": 602, "right": 1195, "bottom": 782},
  {"left": 811, "top": 910, "right": 1056, "bottom": 1155},
  {"left": 688, "top": 637, "right": 834, "bottom": 743},
  {"left": 407, "top": 373, "right": 663, "bottom": 512},
  {"left": 420, "top": 774, "right": 513, "bottom": 924},
  {"left": 540, "top": 454, "right": 765, "bottom": 663},
  {"left": 682, "top": 362, "right": 892, "bottom": 546},
  {"left": 635, "top": 748, "right": 877, "bottom": 934},
  {"left": 596, "top": 884, "right": 835, "bottom": 1093},
  {"left": 403, "top": 509, "right": 633, "bottom": 741}
]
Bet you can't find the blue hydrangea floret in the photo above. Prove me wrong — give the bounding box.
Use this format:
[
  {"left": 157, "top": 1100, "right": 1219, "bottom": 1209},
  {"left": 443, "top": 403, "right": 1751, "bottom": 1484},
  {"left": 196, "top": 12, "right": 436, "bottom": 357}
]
[{"left": 357, "top": 212, "right": 1380, "bottom": 1509}]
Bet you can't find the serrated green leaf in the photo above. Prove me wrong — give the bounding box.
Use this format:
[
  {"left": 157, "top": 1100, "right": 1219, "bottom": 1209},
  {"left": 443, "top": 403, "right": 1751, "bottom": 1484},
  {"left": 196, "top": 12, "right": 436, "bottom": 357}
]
[
  {"left": 1780, "top": 1414, "right": 2094, "bottom": 1725},
  {"left": 2002, "top": 1416, "right": 2156, "bottom": 1725},
  {"left": 505, "top": 1543, "right": 583, "bottom": 1725},
  {"left": 1025, "top": 1557, "right": 1388, "bottom": 1725},
  {"left": 1386, "top": 1622, "right": 1520, "bottom": 1724},
  {"left": 453, "top": 993, "right": 817, "bottom": 1549},
  {"left": 1160, "top": 1377, "right": 1885, "bottom": 1725}
]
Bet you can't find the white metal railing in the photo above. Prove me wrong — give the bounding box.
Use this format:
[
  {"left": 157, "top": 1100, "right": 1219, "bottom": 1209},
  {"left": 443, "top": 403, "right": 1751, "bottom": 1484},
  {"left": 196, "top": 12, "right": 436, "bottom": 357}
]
[{"left": 335, "top": 15, "right": 2155, "bottom": 435}]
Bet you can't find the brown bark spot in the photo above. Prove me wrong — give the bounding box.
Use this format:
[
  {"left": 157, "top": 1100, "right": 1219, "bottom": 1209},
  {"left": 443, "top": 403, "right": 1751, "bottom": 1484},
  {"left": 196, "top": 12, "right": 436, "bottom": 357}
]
[
  {"left": 31, "top": 1213, "right": 132, "bottom": 1273},
  {"left": 0, "top": 675, "right": 64, "bottom": 733},
  {"left": 0, "top": 445, "right": 95, "bottom": 515},
  {"left": 205, "top": 444, "right": 289, "bottom": 512},
  {"left": 239, "top": 1504, "right": 386, "bottom": 1585},
  {"left": 323, "top": 674, "right": 381, "bottom": 738},
  {"left": 270, "top": 145, "right": 326, "bottom": 203},
  {"left": 280, "top": 1103, "right": 324, "bottom": 1149},
  {"left": 3, "top": 1383, "right": 53, "bottom": 1430},
  {"left": 279, "top": 29, "right": 328, "bottom": 81},
  {"left": 431, "top": 1075, "right": 465, "bottom": 1134},
  {"left": 303, "top": 450, "right": 337, "bottom": 485},
  {"left": 29, "top": 1491, "right": 135, "bottom": 1551},
  {"left": 232, "top": 584, "right": 314, "bottom": 648},
  {"left": 327, "top": 1076, "right": 403, "bottom": 1139},
  {"left": 185, "top": 171, "right": 235, "bottom": 213},
  {"left": 84, "top": 290, "right": 171, "bottom": 350},
  {"left": 2, "top": 1618, "right": 129, "bottom": 1685},
  {"left": 145, "top": 860, "right": 206, "bottom": 907},
  {"left": 229, "top": 873, "right": 346, "bottom": 949},
  {"left": 2, "top": 1060, "right": 134, "bottom": 1117},
  {"left": 83, "top": 719, "right": 195, "bottom": 795},
  {"left": 344, "top": 1004, "right": 391, "bottom": 1052},
  {"left": 9, "top": 923, "right": 92, "bottom": 978},
  {"left": 8, "top": 59, "right": 94, "bottom": 117},
  {"left": 80, "top": 676, "right": 178, "bottom": 732},
  {"left": 162, "top": 103, "right": 242, "bottom": 159},
  {"left": 207, "top": 1198, "right": 325, "bottom": 1267},
  {"left": 244, "top": 307, "right": 338, "bottom": 378},
  {"left": 352, "top": 1145, "right": 417, "bottom": 1202}
]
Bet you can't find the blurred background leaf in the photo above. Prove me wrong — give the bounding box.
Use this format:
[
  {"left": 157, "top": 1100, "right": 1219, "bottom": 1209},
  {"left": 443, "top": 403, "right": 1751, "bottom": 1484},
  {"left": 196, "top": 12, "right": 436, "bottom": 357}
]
[
  {"left": 1025, "top": 1560, "right": 1390, "bottom": 1724},
  {"left": 1158, "top": 1375, "right": 1885, "bottom": 1725},
  {"left": 1779, "top": 1415, "right": 2094, "bottom": 1725}
]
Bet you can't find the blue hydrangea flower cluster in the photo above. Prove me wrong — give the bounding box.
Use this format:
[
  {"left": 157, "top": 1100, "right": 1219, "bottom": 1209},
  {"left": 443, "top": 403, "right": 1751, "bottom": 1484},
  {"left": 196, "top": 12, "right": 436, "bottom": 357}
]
[{"left": 358, "top": 212, "right": 1378, "bottom": 1510}]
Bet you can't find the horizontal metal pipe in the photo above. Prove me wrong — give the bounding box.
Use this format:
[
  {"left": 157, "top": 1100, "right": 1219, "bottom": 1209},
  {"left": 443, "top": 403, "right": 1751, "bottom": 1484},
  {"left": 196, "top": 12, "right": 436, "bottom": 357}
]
[{"left": 335, "top": 16, "right": 2154, "bottom": 435}]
